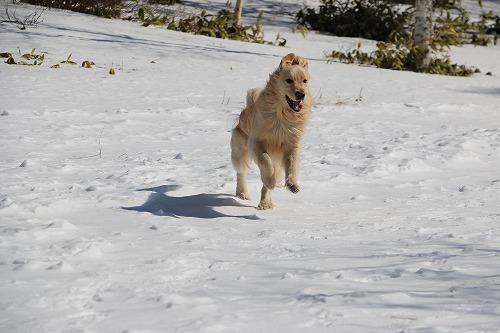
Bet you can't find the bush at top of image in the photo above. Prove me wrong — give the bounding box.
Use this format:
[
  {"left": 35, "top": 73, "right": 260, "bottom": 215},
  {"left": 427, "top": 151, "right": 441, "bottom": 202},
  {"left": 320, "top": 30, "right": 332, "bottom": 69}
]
[
  {"left": 296, "top": 0, "right": 411, "bottom": 42},
  {"left": 20, "top": 0, "right": 123, "bottom": 18},
  {"left": 146, "top": 0, "right": 179, "bottom": 4}
]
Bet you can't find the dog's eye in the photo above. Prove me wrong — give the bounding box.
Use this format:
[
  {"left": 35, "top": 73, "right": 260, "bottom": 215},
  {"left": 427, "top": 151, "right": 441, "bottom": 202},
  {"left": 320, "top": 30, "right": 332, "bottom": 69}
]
[
  {"left": 285, "top": 79, "right": 293, "bottom": 84},
  {"left": 303, "top": 79, "right": 308, "bottom": 84}
]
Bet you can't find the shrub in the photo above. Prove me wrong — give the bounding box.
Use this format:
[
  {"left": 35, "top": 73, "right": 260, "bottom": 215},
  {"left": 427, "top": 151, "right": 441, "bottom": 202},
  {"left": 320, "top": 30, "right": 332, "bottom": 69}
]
[
  {"left": 296, "top": 0, "right": 411, "bottom": 42},
  {"left": 147, "top": 0, "right": 178, "bottom": 4},
  {"left": 302, "top": 0, "right": 492, "bottom": 76},
  {"left": 297, "top": 0, "right": 498, "bottom": 46},
  {"left": 326, "top": 39, "right": 477, "bottom": 76},
  {"left": 168, "top": 9, "right": 268, "bottom": 44},
  {"left": 137, "top": 2, "right": 285, "bottom": 45},
  {"left": 472, "top": 11, "right": 499, "bottom": 45},
  {"left": 20, "top": 0, "right": 123, "bottom": 18}
]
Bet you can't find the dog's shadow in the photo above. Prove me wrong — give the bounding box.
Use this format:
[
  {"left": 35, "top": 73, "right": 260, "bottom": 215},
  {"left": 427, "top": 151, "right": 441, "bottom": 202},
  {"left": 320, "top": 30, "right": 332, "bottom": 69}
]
[{"left": 123, "top": 185, "right": 260, "bottom": 220}]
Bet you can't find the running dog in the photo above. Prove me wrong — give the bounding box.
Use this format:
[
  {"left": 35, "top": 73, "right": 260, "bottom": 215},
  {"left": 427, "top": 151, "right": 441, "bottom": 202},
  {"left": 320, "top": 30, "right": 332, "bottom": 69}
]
[{"left": 230, "top": 53, "right": 313, "bottom": 209}]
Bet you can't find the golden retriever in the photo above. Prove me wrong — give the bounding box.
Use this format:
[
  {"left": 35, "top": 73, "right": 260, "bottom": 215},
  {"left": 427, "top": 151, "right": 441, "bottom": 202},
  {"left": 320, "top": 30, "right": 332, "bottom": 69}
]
[{"left": 230, "top": 53, "right": 313, "bottom": 209}]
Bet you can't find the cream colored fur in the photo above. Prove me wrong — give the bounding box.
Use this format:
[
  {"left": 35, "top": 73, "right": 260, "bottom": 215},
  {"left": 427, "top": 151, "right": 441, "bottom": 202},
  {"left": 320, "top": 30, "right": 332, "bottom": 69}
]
[{"left": 230, "top": 53, "right": 313, "bottom": 210}]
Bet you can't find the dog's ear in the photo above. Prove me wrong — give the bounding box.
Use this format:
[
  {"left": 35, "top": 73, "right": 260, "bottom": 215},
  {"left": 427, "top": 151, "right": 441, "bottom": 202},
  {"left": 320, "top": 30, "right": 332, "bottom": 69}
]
[
  {"left": 292, "top": 56, "right": 309, "bottom": 70},
  {"left": 279, "top": 53, "right": 296, "bottom": 69},
  {"left": 280, "top": 53, "right": 308, "bottom": 70}
]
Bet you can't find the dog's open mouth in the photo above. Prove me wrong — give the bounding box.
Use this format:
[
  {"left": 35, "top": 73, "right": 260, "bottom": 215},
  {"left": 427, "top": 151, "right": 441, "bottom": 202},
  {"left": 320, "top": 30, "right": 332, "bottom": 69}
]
[{"left": 286, "top": 95, "right": 303, "bottom": 112}]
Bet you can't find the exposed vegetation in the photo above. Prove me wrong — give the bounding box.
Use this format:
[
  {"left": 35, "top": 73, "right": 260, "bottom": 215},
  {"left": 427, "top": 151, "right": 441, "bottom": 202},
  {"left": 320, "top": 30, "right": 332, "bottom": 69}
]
[
  {"left": 297, "top": 0, "right": 498, "bottom": 46},
  {"left": 20, "top": 0, "right": 123, "bottom": 18},
  {"left": 296, "top": 0, "right": 411, "bottom": 42},
  {"left": 1, "top": 49, "right": 118, "bottom": 75},
  {"left": 17, "top": 0, "right": 284, "bottom": 45},
  {"left": 136, "top": 1, "right": 285, "bottom": 45},
  {"left": 298, "top": 0, "right": 496, "bottom": 76},
  {"left": 146, "top": 0, "right": 179, "bottom": 5},
  {"left": 10, "top": 0, "right": 498, "bottom": 75},
  {"left": 326, "top": 40, "right": 478, "bottom": 76},
  {"left": 1, "top": 48, "right": 45, "bottom": 66}
]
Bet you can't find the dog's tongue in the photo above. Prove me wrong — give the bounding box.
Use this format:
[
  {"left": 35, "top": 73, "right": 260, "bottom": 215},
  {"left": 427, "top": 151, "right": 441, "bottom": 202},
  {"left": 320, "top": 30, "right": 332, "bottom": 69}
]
[{"left": 293, "top": 100, "right": 303, "bottom": 112}]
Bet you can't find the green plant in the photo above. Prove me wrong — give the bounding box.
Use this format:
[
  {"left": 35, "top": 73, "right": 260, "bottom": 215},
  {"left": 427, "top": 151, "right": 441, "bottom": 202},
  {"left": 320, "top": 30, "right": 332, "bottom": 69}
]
[
  {"left": 137, "top": 1, "right": 285, "bottom": 45},
  {"left": 326, "top": 38, "right": 477, "bottom": 76},
  {"left": 471, "top": 11, "right": 499, "bottom": 45},
  {"left": 413, "top": 1, "right": 498, "bottom": 47},
  {"left": 296, "top": 0, "right": 411, "bottom": 42},
  {"left": 138, "top": 6, "right": 164, "bottom": 26},
  {"left": 61, "top": 53, "right": 77, "bottom": 65},
  {"left": 297, "top": 0, "right": 498, "bottom": 47},
  {"left": 82, "top": 60, "right": 95, "bottom": 68},
  {"left": 1, "top": 49, "right": 106, "bottom": 72},
  {"left": 292, "top": 24, "right": 308, "bottom": 38},
  {"left": 304, "top": 0, "right": 493, "bottom": 76},
  {"left": 2, "top": 48, "right": 45, "bottom": 66}
]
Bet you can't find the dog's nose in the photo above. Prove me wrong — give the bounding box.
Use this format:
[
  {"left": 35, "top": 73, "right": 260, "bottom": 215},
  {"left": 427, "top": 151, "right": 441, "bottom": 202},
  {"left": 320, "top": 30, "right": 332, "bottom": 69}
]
[{"left": 295, "top": 91, "right": 305, "bottom": 100}]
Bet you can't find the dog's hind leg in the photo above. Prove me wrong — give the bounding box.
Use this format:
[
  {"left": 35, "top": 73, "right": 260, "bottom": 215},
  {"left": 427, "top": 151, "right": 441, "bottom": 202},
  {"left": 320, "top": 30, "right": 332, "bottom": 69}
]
[
  {"left": 284, "top": 147, "right": 301, "bottom": 194},
  {"left": 231, "top": 126, "right": 251, "bottom": 200}
]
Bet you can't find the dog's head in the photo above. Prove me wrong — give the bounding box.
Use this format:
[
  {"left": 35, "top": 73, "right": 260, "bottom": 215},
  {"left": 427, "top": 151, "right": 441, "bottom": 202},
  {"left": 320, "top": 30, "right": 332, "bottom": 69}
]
[{"left": 277, "top": 53, "right": 311, "bottom": 113}]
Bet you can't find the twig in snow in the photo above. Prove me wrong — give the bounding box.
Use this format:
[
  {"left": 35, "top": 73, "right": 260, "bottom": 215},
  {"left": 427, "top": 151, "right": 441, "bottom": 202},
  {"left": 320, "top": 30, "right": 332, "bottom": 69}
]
[
  {"left": 222, "top": 90, "right": 230, "bottom": 105},
  {"left": 355, "top": 88, "right": 363, "bottom": 102},
  {"left": 72, "top": 127, "right": 105, "bottom": 160}
]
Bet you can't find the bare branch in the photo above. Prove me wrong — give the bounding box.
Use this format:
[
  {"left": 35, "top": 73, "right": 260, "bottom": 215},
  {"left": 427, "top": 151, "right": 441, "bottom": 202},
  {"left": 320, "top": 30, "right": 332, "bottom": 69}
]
[{"left": 0, "top": 7, "right": 44, "bottom": 30}]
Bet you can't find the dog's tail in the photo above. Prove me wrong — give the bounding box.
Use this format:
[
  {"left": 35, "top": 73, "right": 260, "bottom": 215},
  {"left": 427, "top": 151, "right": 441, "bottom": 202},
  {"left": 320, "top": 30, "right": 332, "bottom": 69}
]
[{"left": 246, "top": 88, "right": 262, "bottom": 107}]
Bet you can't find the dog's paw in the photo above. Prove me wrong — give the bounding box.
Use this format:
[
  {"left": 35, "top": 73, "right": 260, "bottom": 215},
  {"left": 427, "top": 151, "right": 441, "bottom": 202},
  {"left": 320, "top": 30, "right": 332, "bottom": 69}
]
[
  {"left": 237, "top": 192, "right": 251, "bottom": 200},
  {"left": 286, "top": 181, "right": 300, "bottom": 194},
  {"left": 258, "top": 199, "right": 274, "bottom": 210}
]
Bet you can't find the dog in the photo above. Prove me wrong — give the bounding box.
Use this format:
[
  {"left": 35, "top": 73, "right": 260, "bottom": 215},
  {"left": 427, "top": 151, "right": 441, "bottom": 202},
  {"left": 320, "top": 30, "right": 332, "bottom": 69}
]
[{"left": 230, "top": 53, "right": 313, "bottom": 210}]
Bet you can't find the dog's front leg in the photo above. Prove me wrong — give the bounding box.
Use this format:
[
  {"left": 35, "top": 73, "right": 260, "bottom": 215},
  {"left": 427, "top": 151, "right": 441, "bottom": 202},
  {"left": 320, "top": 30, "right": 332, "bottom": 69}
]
[
  {"left": 257, "top": 153, "right": 276, "bottom": 209},
  {"left": 251, "top": 140, "right": 276, "bottom": 210},
  {"left": 284, "top": 147, "right": 300, "bottom": 194},
  {"left": 252, "top": 140, "right": 276, "bottom": 190},
  {"left": 258, "top": 185, "right": 274, "bottom": 210}
]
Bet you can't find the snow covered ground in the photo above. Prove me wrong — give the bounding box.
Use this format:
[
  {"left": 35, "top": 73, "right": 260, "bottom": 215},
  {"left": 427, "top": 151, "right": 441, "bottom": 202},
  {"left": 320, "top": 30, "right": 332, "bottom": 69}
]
[{"left": 1, "top": 1, "right": 499, "bottom": 332}]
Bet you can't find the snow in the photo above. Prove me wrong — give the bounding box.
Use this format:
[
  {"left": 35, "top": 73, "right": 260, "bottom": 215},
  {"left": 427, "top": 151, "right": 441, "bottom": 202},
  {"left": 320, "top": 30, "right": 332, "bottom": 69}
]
[{"left": 1, "top": 1, "right": 500, "bottom": 332}]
